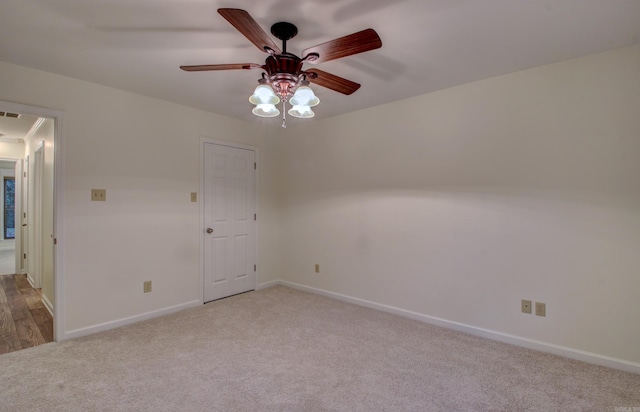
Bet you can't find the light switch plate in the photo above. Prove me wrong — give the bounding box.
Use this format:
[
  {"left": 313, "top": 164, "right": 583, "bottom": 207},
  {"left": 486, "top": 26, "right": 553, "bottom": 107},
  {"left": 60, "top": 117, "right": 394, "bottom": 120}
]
[{"left": 191, "top": 192, "right": 197, "bottom": 202}]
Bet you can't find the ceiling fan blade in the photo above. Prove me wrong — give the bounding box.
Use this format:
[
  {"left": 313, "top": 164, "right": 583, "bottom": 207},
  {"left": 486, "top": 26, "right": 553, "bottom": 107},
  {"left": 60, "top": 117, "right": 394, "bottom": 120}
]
[
  {"left": 180, "top": 63, "right": 263, "bottom": 72},
  {"left": 306, "top": 69, "right": 361, "bottom": 95},
  {"left": 302, "top": 29, "right": 382, "bottom": 64},
  {"left": 218, "top": 8, "right": 281, "bottom": 54}
]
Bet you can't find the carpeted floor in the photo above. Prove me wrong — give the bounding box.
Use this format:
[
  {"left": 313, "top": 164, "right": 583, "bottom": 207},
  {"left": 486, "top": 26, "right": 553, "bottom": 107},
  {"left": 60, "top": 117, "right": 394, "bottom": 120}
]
[{"left": 0, "top": 286, "right": 638, "bottom": 411}]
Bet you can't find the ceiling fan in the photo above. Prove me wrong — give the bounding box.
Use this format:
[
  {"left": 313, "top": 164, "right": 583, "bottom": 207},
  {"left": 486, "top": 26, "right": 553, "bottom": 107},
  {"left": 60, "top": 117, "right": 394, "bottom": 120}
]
[{"left": 180, "top": 8, "right": 382, "bottom": 121}]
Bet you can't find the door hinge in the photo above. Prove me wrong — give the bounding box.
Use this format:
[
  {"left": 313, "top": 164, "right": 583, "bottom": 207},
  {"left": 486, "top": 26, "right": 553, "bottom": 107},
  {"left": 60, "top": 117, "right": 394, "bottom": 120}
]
[
  {"left": 24, "top": 253, "right": 26, "bottom": 259},
  {"left": 54, "top": 238, "right": 57, "bottom": 245},
  {"left": 254, "top": 213, "right": 257, "bottom": 221},
  {"left": 254, "top": 162, "right": 256, "bottom": 170},
  {"left": 24, "top": 172, "right": 26, "bottom": 177},
  {"left": 254, "top": 264, "right": 256, "bottom": 272}
]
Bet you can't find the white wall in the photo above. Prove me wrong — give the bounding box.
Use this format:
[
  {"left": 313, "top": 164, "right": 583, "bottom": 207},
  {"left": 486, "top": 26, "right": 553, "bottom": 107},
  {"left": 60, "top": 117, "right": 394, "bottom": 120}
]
[
  {"left": 0, "top": 61, "right": 281, "bottom": 335},
  {"left": 279, "top": 45, "right": 640, "bottom": 366},
  {"left": 0, "top": 142, "right": 25, "bottom": 159}
]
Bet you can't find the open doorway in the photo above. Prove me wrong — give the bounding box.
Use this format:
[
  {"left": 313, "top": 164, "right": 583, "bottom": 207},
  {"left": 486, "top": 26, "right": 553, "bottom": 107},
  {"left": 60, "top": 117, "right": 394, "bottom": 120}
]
[{"left": 0, "top": 106, "right": 56, "bottom": 353}]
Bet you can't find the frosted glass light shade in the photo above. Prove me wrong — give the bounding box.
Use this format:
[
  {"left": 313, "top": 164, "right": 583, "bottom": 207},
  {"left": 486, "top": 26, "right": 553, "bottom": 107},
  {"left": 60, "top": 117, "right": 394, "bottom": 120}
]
[
  {"left": 288, "top": 105, "right": 315, "bottom": 118},
  {"left": 249, "top": 85, "right": 280, "bottom": 105},
  {"left": 252, "top": 104, "right": 280, "bottom": 117},
  {"left": 290, "top": 86, "right": 319, "bottom": 107}
]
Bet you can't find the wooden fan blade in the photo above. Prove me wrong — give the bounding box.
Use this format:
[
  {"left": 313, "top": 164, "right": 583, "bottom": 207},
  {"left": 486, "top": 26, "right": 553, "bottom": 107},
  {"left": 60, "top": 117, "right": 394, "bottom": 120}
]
[
  {"left": 306, "top": 69, "right": 361, "bottom": 95},
  {"left": 180, "top": 63, "right": 262, "bottom": 72},
  {"left": 218, "top": 8, "right": 281, "bottom": 54},
  {"left": 302, "top": 29, "right": 382, "bottom": 64}
]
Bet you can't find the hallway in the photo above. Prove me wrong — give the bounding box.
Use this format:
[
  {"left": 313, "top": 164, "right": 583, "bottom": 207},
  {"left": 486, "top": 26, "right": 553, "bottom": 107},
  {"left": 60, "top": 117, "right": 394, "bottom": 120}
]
[{"left": 0, "top": 273, "right": 53, "bottom": 354}]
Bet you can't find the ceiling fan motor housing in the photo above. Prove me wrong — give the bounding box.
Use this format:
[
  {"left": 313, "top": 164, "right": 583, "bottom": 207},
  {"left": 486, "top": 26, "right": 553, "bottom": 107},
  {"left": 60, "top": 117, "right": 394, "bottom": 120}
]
[{"left": 264, "top": 54, "right": 305, "bottom": 99}]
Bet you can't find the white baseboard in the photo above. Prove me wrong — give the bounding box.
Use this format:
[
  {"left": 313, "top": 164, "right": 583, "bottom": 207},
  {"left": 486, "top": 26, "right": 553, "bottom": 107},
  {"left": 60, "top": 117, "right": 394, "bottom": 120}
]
[
  {"left": 63, "top": 300, "right": 201, "bottom": 341},
  {"left": 276, "top": 280, "right": 640, "bottom": 375},
  {"left": 257, "top": 280, "right": 280, "bottom": 290},
  {"left": 26, "top": 273, "right": 35, "bottom": 288},
  {"left": 42, "top": 294, "right": 54, "bottom": 317}
]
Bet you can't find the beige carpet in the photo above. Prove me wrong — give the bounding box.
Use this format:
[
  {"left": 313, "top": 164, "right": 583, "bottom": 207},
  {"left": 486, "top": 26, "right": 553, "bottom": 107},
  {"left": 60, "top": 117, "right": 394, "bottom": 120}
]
[{"left": 1, "top": 286, "right": 638, "bottom": 411}]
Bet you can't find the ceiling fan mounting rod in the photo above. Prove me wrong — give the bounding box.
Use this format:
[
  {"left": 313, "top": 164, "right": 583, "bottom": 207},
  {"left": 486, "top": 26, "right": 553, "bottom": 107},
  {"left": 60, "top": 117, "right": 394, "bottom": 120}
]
[{"left": 271, "top": 22, "right": 298, "bottom": 55}]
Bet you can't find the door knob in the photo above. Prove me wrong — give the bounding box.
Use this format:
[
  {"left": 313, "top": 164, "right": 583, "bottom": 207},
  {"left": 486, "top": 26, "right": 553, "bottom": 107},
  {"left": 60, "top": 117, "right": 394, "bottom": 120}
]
[{"left": 206, "top": 228, "right": 214, "bottom": 234}]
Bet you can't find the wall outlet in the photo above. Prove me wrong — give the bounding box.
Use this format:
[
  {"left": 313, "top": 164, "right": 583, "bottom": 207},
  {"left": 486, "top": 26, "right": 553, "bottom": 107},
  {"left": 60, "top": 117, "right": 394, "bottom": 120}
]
[
  {"left": 535, "top": 302, "right": 546, "bottom": 317},
  {"left": 91, "top": 189, "right": 106, "bottom": 201},
  {"left": 143, "top": 281, "right": 152, "bottom": 293},
  {"left": 521, "top": 299, "right": 532, "bottom": 314},
  {"left": 315, "top": 264, "right": 320, "bottom": 273},
  {"left": 190, "top": 192, "right": 198, "bottom": 202}
]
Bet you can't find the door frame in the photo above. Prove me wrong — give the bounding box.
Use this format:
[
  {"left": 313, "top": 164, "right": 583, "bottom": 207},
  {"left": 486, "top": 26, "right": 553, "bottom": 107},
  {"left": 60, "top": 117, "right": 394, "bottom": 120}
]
[
  {"left": 199, "top": 137, "right": 259, "bottom": 304},
  {"left": 14, "top": 158, "right": 24, "bottom": 274},
  {"left": 33, "top": 140, "right": 45, "bottom": 288},
  {"left": 0, "top": 99, "right": 65, "bottom": 341}
]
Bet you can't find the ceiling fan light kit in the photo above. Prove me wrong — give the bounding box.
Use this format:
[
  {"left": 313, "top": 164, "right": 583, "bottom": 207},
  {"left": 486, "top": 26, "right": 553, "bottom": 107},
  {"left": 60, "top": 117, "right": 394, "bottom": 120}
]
[
  {"left": 180, "top": 8, "right": 382, "bottom": 126},
  {"left": 288, "top": 105, "right": 315, "bottom": 119},
  {"left": 249, "top": 83, "right": 280, "bottom": 106},
  {"left": 289, "top": 85, "right": 320, "bottom": 107},
  {"left": 252, "top": 104, "right": 280, "bottom": 118},
  {"left": 249, "top": 81, "right": 281, "bottom": 117}
]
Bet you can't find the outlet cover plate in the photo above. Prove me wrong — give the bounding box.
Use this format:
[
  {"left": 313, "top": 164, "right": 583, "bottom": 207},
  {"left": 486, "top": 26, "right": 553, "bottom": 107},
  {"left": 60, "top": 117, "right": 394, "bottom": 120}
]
[
  {"left": 521, "top": 299, "right": 532, "bottom": 314},
  {"left": 91, "top": 189, "right": 106, "bottom": 201},
  {"left": 143, "top": 281, "right": 152, "bottom": 293}
]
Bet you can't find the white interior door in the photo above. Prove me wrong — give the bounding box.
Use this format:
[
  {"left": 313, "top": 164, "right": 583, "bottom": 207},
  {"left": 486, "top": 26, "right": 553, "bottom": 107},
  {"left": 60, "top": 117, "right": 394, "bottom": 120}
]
[
  {"left": 22, "top": 156, "right": 29, "bottom": 277},
  {"left": 14, "top": 160, "right": 22, "bottom": 274},
  {"left": 33, "top": 142, "right": 44, "bottom": 288},
  {"left": 203, "top": 142, "right": 256, "bottom": 302}
]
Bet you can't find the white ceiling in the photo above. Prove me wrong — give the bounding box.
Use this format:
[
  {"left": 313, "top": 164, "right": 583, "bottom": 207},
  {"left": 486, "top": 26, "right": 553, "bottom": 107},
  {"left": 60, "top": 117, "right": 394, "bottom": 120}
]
[
  {"left": 1, "top": 0, "right": 639, "bottom": 124},
  {"left": 0, "top": 113, "right": 40, "bottom": 142}
]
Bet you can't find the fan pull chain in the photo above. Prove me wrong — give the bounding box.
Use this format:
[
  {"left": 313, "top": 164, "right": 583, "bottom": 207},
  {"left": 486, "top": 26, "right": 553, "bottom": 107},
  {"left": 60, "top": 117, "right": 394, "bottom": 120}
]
[{"left": 281, "top": 101, "right": 287, "bottom": 128}]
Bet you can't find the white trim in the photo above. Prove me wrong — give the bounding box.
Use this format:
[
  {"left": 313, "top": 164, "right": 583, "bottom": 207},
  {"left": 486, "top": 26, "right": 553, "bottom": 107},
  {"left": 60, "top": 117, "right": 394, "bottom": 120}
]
[
  {"left": 24, "top": 117, "right": 46, "bottom": 141},
  {"left": 257, "top": 280, "right": 280, "bottom": 290},
  {"left": 42, "top": 293, "right": 54, "bottom": 317},
  {"left": 0, "top": 100, "right": 65, "bottom": 343},
  {"left": 276, "top": 280, "right": 640, "bottom": 375},
  {"left": 199, "top": 137, "right": 259, "bottom": 304},
  {"left": 199, "top": 140, "right": 204, "bottom": 304},
  {"left": 64, "top": 300, "right": 201, "bottom": 340},
  {"left": 13, "top": 158, "right": 22, "bottom": 272}
]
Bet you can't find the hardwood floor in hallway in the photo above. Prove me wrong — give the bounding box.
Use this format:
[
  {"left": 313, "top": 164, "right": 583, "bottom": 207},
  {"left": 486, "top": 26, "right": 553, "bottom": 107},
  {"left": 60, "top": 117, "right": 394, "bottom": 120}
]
[{"left": 0, "top": 274, "right": 53, "bottom": 354}]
